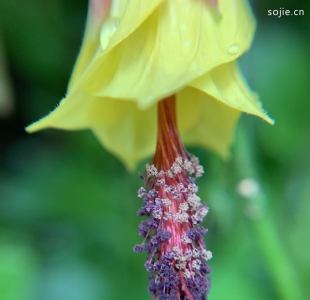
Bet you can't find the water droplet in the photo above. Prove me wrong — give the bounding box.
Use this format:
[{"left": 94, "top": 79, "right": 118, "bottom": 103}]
[
  {"left": 184, "top": 40, "right": 191, "bottom": 47},
  {"left": 181, "top": 22, "right": 188, "bottom": 31},
  {"left": 100, "top": 18, "right": 120, "bottom": 50},
  {"left": 228, "top": 44, "right": 240, "bottom": 55},
  {"left": 110, "top": 21, "right": 119, "bottom": 33}
]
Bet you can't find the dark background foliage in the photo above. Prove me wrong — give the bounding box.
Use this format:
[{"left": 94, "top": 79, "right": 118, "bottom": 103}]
[{"left": 0, "top": 0, "right": 309, "bottom": 299}]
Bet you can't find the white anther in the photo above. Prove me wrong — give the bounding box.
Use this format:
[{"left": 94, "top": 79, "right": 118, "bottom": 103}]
[
  {"left": 171, "top": 162, "right": 182, "bottom": 175},
  {"left": 192, "top": 248, "right": 200, "bottom": 258},
  {"left": 174, "top": 212, "right": 189, "bottom": 223},
  {"left": 146, "top": 164, "right": 158, "bottom": 178},
  {"left": 172, "top": 246, "right": 181, "bottom": 259},
  {"left": 183, "top": 160, "right": 192, "bottom": 171},
  {"left": 156, "top": 179, "right": 165, "bottom": 186},
  {"left": 166, "top": 170, "right": 174, "bottom": 178},
  {"left": 183, "top": 269, "right": 194, "bottom": 279},
  {"left": 188, "top": 183, "right": 198, "bottom": 193},
  {"left": 153, "top": 210, "right": 162, "bottom": 219},
  {"left": 192, "top": 213, "right": 202, "bottom": 225},
  {"left": 197, "top": 206, "right": 209, "bottom": 218},
  {"left": 162, "top": 198, "right": 172, "bottom": 207},
  {"left": 185, "top": 250, "right": 192, "bottom": 259},
  {"left": 192, "top": 259, "right": 202, "bottom": 270},
  {"left": 175, "top": 157, "right": 183, "bottom": 165},
  {"left": 179, "top": 202, "right": 189, "bottom": 212},
  {"left": 187, "top": 194, "right": 201, "bottom": 210},
  {"left": 164, "top": 185, "right": 170, "bottom": 193},
  {"left": 175, "top": 261, "right": 186, "bottom": 270},
  {"left": 138, "top": 187, "right": 147, "bottom": 198},
  {"left": 156, "top": 170, "right": 165, "bottom": 178},
  {"left": 163, "top": 212, "right": 173, "bottom": 220},
  {"left": 201, "top": 249, "right": 213, "bottom": 261},
  {"left": 190, "top": 156, "right": 200, "bottom": 166},
  {"left": 179, "top": 255, "right": 188, "bottom": 262},
  {"left": 178, "top": 183, "right": 187, "bottom": 193},
  {"left": 181, "top": 234, "right": 192, "bottom": 244},
  {"left": 173, "top": 192, "right": 181, "bottom": 200},
  {"left": 195, "top": 165, "right": 204, "bottom": 177}
]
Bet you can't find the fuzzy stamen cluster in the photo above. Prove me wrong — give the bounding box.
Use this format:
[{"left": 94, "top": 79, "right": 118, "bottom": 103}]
[
  {"left": 134, "top": 156, "right": 212, "bottom": 300},
  {"left": 134, "top": 96, "right": 212, "bottom": 300}
]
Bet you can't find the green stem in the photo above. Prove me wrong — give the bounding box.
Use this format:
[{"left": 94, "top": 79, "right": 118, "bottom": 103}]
[
  {"left": 234, "top": 123, "right": 303, "bottom": 300},
  {"left": 252, "top": 210, "right": 302, "bottom": 300}
]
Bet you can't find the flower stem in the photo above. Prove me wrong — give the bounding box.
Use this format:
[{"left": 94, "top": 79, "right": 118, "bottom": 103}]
[{"left": 234, "top": 123, "right": 304, "bottom": 300}]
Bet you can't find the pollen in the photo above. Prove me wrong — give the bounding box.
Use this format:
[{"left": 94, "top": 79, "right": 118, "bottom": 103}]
[
  {"left": 183, "top": 160, "right": 194, "bottom": 174},
  {"left": 172, "top": 246, "right": 182, "bottom": 256},
  {"left": 162, "top": 198, "right": 172, "bottom": 206},
  {"left": 171, "top": 162, "right": 182, "bottom": 174},
  {"left": 188, "top": 183, "right": 198, "bottom": 193},
  {"left": 153, "top": 209, "right": 163, "bottom": 219},
  {"left": 163, "top": 212, "right": 173, "bottom": 220},
  {"left": 178, "top": 183, "right": 188, "bottom": 193},
  {"left": 174, "top": 212, "right": 189, "bottom": 223},
  {"left": 181, "top": 234, "right": 192, "bottom": 245},
  {"left": 146, "top": 164, "right": 158, "bottom": 178},
  {"left": 179, "top": 202, "right": 189, "bottom": 212},
  {"left": 175, "top": 261, "right": 186, "bottom": 270},
  {"left": 175, "top": 157, "right": 183, "bottom": 165},
  {"left": 187, "top": 194, "right": 201, "bottom": 210},
  {"left": 183, "top": 269, "right": 194, "bottom": 280},
  {"left": 133, "top": 97, "right": 211, "bottom": 299},
  {"left": 166, "top": 170, "right": 174, "bottom": 178},
  {"left": 156, "top": 178, "right": 165, "bottom": 186},
  {"left": 192, "top": 259, "right": 202, "bottom": 270},
  {"left": 201, "top": 249, "right": 213, "bottom": 261},
  {"left": 192, "top": 248, "right": 201, "bottom": 258}
]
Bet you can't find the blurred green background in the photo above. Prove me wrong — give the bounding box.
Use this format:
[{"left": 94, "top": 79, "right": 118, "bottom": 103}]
[{"left": 0, "top": 0, "right": 309, "bottom": 299}]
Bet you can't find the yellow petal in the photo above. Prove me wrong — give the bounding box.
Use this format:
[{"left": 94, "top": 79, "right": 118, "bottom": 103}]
[
  {"left": 69, "top": 0, "right": 164, "bottom": 90},
  {"left": 25, "top": 90, "right": 157, "bottom": 171},
  {"left": 189, "top": 62, "right": 274, "bottom": 124},
  {"left": 91, "top": 103, "right": 157, "bottom": 171},
  {"left": 177, "top": 87, "right": 240, "bottom": 157},
  {"left": 26, "top": 0, "right": 263, "bottom": 170},
  {"left": 26, "top": 90, "right": 136, "bottom": 133},
  {"left": 30, "top": 83, "right": 232, "bottom": 171},
  {"left": 91, "top": 85, "right": 233, "bottom": 171},
  {"left": 68, "top": 0, "right": 112, "bottom": 89},
  {"left": 76, "top": 0, "right": 256, "bottom": 108}
]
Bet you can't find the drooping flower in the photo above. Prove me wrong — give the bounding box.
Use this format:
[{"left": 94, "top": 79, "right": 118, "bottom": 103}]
[
  {"left": 26, "top": 1, "right": 274, "bottom": 299},
  {"left": 26, "top": 0, "right": 273, "bottom": 171}
]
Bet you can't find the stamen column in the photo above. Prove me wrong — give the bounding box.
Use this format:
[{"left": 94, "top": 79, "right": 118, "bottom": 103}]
[{"left": 134, "top": 96, "right": 212, "bottom": 300}]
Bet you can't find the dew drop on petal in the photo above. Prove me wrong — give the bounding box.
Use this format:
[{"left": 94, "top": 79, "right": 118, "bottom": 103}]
[
  {"left": 100, "top": 18, "right": 120, "bottom": 50},
  {"left": 228, "top": 44, "right": 240, "bottom": 55}
]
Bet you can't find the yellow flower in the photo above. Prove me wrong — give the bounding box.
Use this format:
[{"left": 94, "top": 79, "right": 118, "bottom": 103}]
[{"left": 26, "top": 0, "right": 273, "bottom": 170}]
